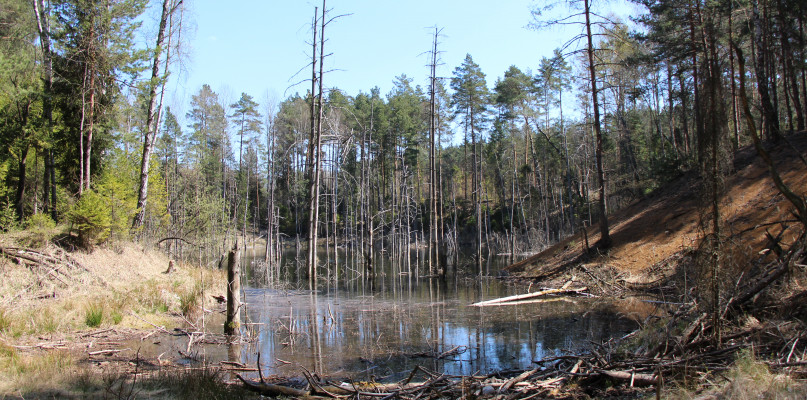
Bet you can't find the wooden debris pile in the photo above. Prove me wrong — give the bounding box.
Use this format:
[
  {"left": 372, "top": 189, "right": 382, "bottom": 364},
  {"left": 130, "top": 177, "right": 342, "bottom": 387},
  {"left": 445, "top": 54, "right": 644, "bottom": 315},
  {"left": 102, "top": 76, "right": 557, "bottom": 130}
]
[
  {"left": 0, "top": 245, "right": 106, "bottom": 303},
  {"left": 235, "top": 363, "right": 598, "bottom": 399}
]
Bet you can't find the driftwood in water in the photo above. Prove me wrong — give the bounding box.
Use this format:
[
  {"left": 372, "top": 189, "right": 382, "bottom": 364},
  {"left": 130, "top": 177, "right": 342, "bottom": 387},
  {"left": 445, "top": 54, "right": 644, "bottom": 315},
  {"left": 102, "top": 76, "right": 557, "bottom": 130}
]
[{"left": 471, "top": 285, "right": 588, "bottom": 307}]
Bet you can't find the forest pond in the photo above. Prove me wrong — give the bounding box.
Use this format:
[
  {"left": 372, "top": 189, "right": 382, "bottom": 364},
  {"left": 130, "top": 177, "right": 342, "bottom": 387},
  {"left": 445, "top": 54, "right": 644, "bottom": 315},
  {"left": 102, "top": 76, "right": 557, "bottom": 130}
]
[{"left": 213, "top": 247, "right": 648, "bottom": 382}]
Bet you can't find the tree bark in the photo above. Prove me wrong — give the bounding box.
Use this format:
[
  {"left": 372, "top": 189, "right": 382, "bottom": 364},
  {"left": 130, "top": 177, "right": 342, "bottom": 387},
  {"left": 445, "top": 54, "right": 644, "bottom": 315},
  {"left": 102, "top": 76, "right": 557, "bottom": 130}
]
[
  {"left": 776, "top": 0, "right": 804, "bottom": 131},
  {"left": 15, "top": 146, "right": 29, "bottom": 220}
]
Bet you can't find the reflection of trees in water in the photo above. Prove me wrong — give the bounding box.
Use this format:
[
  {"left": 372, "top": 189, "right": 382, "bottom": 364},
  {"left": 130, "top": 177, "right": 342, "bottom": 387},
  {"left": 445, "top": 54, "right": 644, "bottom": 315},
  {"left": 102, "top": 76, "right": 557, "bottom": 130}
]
[
  {"left": 242, "top": 288, "right": 636, "bottom": 379},
  {"left": 239, "top": 251, "right": 638, "bottom": 377}
]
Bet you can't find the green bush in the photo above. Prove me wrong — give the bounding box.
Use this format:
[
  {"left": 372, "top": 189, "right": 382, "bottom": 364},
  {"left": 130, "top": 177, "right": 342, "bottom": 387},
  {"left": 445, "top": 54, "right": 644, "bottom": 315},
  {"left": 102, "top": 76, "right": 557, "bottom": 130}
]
[
  {"left": 69, "top": 190, "right": 111, "bottom": 249},
  {"left": 25, "top": 213, "right": 56, "bottom": 230},
  {"left": 24, "top": 213, "right": 56, "bottom": 247}
]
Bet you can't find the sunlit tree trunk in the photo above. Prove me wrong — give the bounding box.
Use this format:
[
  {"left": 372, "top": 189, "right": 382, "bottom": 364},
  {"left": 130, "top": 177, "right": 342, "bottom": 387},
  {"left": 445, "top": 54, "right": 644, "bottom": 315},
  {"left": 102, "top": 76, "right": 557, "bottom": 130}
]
[{"left": 133, "top": 0, "right": 178, "bottom": 230}]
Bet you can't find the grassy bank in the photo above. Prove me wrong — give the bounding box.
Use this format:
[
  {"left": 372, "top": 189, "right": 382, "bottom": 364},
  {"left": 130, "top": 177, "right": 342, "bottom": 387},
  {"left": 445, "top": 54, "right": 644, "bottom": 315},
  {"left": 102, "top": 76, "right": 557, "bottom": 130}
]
[{"left": 0, "top": 227, "right": 240, "bottom": 398}]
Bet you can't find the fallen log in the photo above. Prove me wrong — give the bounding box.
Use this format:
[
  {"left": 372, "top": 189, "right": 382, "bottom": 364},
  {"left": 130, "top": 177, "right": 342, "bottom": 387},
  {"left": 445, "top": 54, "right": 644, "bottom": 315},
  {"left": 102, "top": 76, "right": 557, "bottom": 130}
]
[
  {"left": 597, "top": 369, "right": 658, "bottom": 386},
  {"left": 236, "top": 374, "right": 314, "bottom": 398},
  {"left": 498, "top": 367, "right": 539, "bottom": 393},
  {"left": 471, "top": 286, "right": 588, "bottom": 307}
]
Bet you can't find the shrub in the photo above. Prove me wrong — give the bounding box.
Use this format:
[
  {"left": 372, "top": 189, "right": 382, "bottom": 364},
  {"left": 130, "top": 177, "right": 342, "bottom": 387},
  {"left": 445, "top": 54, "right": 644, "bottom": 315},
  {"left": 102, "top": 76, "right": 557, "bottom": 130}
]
[
  {"left": 69, "top": 190, "right": 111, "bottom": 249},
  {"left": 25, "top": 213, "right": 56, "bottom": 231},
  {"left": 179, "top": 283, "right": 204, "bottom": 318}
]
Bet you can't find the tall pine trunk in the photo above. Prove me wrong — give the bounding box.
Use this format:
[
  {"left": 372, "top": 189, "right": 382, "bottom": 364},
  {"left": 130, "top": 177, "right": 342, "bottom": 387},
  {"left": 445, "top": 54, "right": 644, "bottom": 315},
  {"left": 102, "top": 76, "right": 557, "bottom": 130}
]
[{"left": 584, "top": 0, "right": 610, "bottom": 248}]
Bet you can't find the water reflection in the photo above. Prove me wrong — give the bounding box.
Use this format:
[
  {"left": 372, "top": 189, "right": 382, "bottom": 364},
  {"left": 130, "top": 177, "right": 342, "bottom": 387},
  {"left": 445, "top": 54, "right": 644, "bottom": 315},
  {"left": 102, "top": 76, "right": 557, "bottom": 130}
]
[{"left": 236, "top": 247, "right": 641, "bottom": 381}]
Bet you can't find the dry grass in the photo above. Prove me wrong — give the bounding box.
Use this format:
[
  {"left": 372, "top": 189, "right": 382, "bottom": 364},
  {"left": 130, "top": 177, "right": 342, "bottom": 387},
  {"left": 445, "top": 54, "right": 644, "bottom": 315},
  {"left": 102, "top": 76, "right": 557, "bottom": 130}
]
[
  {"left": 668, "top": 350, "right": 807, "bottom": 399},
  {"left": 0, "top": 341, "right": 76, "bottom": 395},
  {"left": 0, "top": 233, "right": 228, "bottom": 396},
  {"left": 0, "top": 239, "right": 226, "bottom": 335}
]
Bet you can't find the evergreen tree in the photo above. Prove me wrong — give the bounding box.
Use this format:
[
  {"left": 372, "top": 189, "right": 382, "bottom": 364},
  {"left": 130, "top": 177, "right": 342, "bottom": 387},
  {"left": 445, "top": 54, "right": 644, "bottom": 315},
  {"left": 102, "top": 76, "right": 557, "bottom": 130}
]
[
  {"left": 51, "top": 0, "right": 148, "bottom": 193},
  {"left": 230, "top": 92, "right": 262, "bottom": 241},
  {"left": 186, "top": 84, "right": 229, "bottom": 189},
  {"left": 450, "top": 53, "right": 490, "bottom": 273}
]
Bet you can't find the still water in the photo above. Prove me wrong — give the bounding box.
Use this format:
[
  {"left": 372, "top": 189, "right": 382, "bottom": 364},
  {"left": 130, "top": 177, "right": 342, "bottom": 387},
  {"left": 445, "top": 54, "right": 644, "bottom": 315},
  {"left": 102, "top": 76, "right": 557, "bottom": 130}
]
[{"left": 235, "top": 247, "right": 642, "bottom": 381}]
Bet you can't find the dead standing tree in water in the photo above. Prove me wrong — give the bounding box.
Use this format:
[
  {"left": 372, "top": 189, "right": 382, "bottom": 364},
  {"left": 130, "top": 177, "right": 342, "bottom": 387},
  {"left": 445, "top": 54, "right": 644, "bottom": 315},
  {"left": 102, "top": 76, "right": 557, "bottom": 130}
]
[
  {"left": 306, "top": 0, "right": 348, "bottom": 287},
  {"left": 225, "top": 240, "right": 241, "bottom": 336},
  {"left": 306, "top": 4, "right": 323, "bottom": 288},
  {"left": 427, "top": 27, "right": 445, "bottom": 277}
]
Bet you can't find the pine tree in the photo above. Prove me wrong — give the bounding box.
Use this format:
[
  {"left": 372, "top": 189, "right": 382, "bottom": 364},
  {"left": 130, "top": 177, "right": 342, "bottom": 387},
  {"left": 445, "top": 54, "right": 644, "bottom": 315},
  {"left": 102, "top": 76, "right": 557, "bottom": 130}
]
[
  {"left": 52, "top": 0, "right": 148, "bottom": 194},
  {"left": 450, "top": 53, "right": 490, "bottom": 274},
  {"left": 230, "top": 93, "right": 262, "bottom": 243}
]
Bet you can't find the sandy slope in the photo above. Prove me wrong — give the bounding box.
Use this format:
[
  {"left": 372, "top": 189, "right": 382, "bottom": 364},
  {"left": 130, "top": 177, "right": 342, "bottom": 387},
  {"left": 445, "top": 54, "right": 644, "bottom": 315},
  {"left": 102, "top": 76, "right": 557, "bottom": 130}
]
[{"left": 506, "top": 133, "right": 807, "bottom": 286}]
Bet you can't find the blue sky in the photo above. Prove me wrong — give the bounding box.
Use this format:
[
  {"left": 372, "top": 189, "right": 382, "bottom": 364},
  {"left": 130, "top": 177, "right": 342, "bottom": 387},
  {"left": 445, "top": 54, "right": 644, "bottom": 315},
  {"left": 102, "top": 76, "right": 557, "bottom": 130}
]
[{"left": 164, "top": 0, "right": 642, "bottom": 121}]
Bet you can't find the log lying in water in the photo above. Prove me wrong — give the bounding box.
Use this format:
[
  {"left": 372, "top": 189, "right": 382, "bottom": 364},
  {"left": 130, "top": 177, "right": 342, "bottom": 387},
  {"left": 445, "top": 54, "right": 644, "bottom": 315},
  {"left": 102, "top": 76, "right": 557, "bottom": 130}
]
[{"left": 470, "top": 286, "right": 588, "bottom": 307}]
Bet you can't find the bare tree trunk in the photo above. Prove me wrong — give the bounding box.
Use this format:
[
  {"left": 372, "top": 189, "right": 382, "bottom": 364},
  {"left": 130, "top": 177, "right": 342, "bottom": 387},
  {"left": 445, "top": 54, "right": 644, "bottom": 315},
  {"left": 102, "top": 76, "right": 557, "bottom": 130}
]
[
  {"left": 776, "top": 0, "right": 804, "bottom": 131},
  {"left": 78, "top": 65, "right": 87, "bottom": 195},
  {"left": 307, "top": 1, "right": 326, "bottom": 287},
  {"left": 15, "top": 144, "right": 29, "bottom": 220},
  {"left": 584, "top": 0, "right": 610, "bottom": 248},
  {"left": 428, "top": 28, "right": 441, "bottom": 276},
  {"left": 265, "top": 123, "right": 275, "bottom": 264},
  {"left": 85, "top": 72, "right": 95, "bottom": 192},
  {"left": 133, "top": 0, "right": 178, "bottom": 230},
  {"left": 728, "top": 8, "right": 740, "bottom": 148}
]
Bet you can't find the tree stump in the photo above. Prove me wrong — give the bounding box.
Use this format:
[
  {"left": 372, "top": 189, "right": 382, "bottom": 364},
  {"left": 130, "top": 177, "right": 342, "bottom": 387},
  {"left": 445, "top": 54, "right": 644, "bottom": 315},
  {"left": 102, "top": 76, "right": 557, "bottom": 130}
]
[
  {"left": 163, "top": 260, "right": 174, "bottom": 274},
  {"left": 225, "top": 240, "right": 241, "bottom": 336}
]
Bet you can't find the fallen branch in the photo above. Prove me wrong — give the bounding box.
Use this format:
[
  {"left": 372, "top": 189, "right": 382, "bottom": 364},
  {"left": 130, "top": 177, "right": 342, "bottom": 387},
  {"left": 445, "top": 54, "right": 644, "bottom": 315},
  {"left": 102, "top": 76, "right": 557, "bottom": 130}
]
[
  {"left": 88, "top": 349, "right": 127, "bottom": 356},
  {"left": 157, "top": 237, "right": 200, "bottom": 247},
  {"left": 471, "top": 286, "right": 588, "bottom": 307},
  {"left": 498, "top": 367, "right": 539, "bottom": 393}
]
